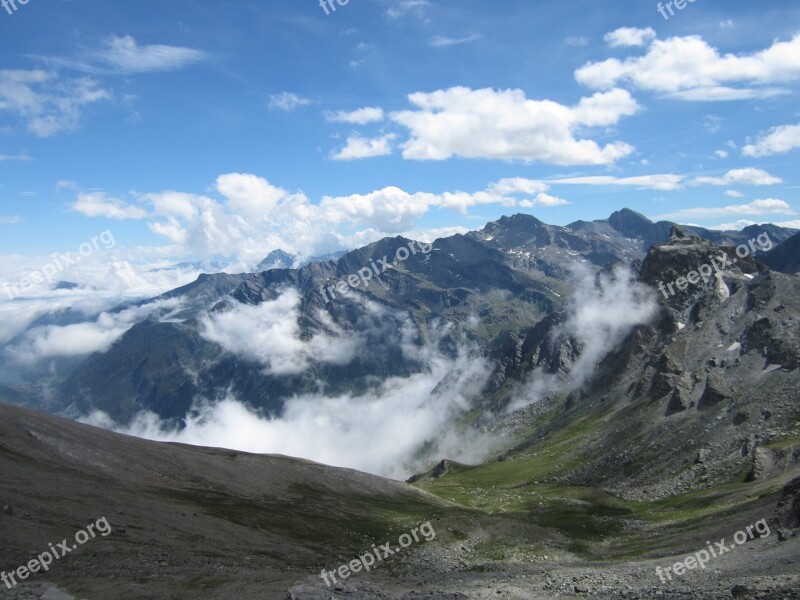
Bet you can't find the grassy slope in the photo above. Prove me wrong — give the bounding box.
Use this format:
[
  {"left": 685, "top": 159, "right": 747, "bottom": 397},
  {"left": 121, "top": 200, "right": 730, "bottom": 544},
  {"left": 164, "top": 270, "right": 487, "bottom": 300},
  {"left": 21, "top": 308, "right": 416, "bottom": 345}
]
[{"left": 414, "top": 396, "right": 791, "bottom": 562}]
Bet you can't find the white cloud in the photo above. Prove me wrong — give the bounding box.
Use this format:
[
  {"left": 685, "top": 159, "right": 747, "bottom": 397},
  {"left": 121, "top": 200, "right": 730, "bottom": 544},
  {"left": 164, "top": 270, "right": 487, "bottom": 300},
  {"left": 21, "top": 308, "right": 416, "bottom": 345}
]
[
  {"left": 0, "top": 216, "right": 20, "bottom": 224},
  {"left": 774, "top": 220, "right": 800, "bottom": 229},
  {"left": 96, "top": 36, "right": 207, "bottom": 74},
  {"left": 332, "top": 133, "right": 396, "bottom": 160},
  {"left": 268, "top": 92, "right": 312, "bottom": 112},
  {"left": 72, "top": 192, "right": 149, "bottom": 219},
  {"left": 743, "top": 123, "right": 800, "bottom": 157},
  {"left": 565, "top": 36, "right": 589, "bottom": 47},
  {"left": 390, "top": 86, "right": 639, "bottom": 165},
  {"left": 706, "top": 220, "right": 759, "bottom": 231},
  {"left": 576, "top": 33, "right": 800, "bottom": 101},
  {"left": 708, "top": 219, "right": 800, "bottom": 231},
  {"left": 5, "top": 299, "right": 182, "bottom": 366},
  {"left": 33, "top": 35, "right": 207, "bottom": 75},
  {"left": 320, "top": 186, "right": 434, "bottom": 231},
  {"left": 429, "top": 34, "right": 481, "bottom": 48},
  {"left": 0, "top": 70, "right": 111, "bottom": 137},
  {"left": 724, "top": 190, "right": 744, "bottom": 198},
  {"left": 387, "top": 0, "right": 429, "bottom": 19},
  {"left": 604, "top": 27, "right": 656, "bottom": 48},
  {"left": 714, "top": 150, "right": 729, "bottom": 159},
  {"left": 488, "top": 178, "right": 551, "bottom": 195},
  {"left": 667, "top": 87, "right": 786, "bottom": 102},
  {"left": 519, "top": 193, "right": 570, "bottom": 208},
  {"left": 326, "top": 106, "right": 385, "bottom": 124},
  {"left": 507, "top": 265, "right": 657, "bottom": 413},
  {"left": 0, "top": 153, "right": 29, "bottom": 161},
  {"left": 199, "top": 289, "right": 360, "bottom": 376},
  {"left": 86, "top": 319, "right": 496, "bottom": 479},
  {"left": 654, "top": 199, "right": 796, "bottom": 221},
  {"left": 551, "top": 174, "right": 685, "bottom": 191},
  {"left": 691, "top": 168, "right": 783, "bottom": 186}
]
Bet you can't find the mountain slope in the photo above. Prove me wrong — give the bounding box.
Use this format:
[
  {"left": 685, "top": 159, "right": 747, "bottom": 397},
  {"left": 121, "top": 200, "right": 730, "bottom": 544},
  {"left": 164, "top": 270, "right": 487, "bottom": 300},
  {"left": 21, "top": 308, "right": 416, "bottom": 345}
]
[
  {"left": 0, "top": 402, "right": 454, "bottom": 599},
  {"left": 762, "top": 231, "right": 800, "bottom": 274}
]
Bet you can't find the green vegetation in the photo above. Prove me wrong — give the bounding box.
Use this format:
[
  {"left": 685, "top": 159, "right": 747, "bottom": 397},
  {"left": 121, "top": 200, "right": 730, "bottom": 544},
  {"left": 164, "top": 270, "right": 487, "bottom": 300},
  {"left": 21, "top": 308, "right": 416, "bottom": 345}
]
[{"left": 411, "top": 399, "right": 787, "bottom": 561}]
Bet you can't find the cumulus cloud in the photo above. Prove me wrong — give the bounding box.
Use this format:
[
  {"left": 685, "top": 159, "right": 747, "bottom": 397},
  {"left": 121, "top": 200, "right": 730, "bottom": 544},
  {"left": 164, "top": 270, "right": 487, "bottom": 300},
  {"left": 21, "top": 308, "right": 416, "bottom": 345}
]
[
  {"left": 70, "top": 173, "right": 577, "bottom": 261},
  {"left": 332, "top": 133, "right": 396, "bottom": 160},
  {"left": 743, "top": 123, "right": 800, "bottom": 157},
  {"left": 507, "top": 265, "right": 658, "bottom": 413},
  {"left": 389, "top": 86, "right": 639, "bottom": 165},
  {"left": 576, "top": 33, "right": 800, "bottom": 101},
  {"left": 604, "top": 27, "right": 656, "bottom": 48},
  {"left": 319, "top": 186, "right": 434, "bottom": 231}
]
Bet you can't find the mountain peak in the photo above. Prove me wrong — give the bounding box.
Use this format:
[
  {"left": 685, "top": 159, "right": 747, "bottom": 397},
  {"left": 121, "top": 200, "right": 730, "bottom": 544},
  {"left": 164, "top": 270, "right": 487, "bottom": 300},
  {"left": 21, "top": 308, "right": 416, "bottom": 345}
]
[
  {"left": 256, "top": 249, "right": 297, "bottom": 271},
  {"left": 608, "top": 208, "right": 653, "bottom": 232}
]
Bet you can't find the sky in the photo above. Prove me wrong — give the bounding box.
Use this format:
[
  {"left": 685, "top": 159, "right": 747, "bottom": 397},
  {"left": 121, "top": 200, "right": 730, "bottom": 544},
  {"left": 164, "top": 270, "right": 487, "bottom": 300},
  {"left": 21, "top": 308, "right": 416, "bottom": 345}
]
[
  {"left": 1, "top": 0, "right": 799, "bottom": 277},
  {"left": 1, "top": 0, "right": 798, "bottom": 476}
]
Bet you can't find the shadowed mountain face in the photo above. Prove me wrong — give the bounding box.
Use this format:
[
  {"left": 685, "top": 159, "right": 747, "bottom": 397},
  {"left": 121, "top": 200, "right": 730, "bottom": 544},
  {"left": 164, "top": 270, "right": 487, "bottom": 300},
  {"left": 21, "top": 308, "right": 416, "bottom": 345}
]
[{"left": 762, "top": 231, "right": 800, "bottom": 274}]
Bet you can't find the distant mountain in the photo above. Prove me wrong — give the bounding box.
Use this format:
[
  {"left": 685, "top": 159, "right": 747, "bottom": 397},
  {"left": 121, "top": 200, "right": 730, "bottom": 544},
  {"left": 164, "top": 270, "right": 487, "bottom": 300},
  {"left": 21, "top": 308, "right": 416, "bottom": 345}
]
[
  {"left": 50, "top": 209, "right": 798, "bottom": 426},
  {"left": 256, "top": 249, "right": 349, "bottom": 272},
  {"left": 255, "top": 249, "right": 298, "bottom": 271}
]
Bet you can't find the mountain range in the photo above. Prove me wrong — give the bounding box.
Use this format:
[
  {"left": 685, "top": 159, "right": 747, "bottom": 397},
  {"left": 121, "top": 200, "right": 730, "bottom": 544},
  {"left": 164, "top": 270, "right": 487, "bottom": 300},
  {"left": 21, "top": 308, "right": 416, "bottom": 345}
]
[{"left": 1, "top": 209, "right": 799, "bottom": 598}]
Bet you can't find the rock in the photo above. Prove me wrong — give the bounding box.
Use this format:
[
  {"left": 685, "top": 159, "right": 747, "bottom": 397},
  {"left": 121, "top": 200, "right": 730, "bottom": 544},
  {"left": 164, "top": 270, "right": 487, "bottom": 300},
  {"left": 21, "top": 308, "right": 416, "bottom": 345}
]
[
  {"left": 574, "top": 585, "right": 590, "bottom": 593},
  {"left": 695, "top": 449, "right": 711, "bottom": 464},
  {"left": 2, "top": 504, "right": 12, "bottom": 515},
  {"left": 698, "top": 373, "right": 731, "bottom": 410},
  {"left": 776, "top": 476, "right": 800, "bottom": 529},
  {"left": 731, "top": 584, "right": 750, "bottom": 597}
]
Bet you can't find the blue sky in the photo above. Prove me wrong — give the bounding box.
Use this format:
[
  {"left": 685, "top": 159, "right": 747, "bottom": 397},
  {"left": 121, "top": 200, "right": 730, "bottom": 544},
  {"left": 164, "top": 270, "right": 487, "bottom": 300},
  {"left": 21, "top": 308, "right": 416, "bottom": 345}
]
[{"left": 1, "top": 0, "right": 799, "bottom": 263}]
